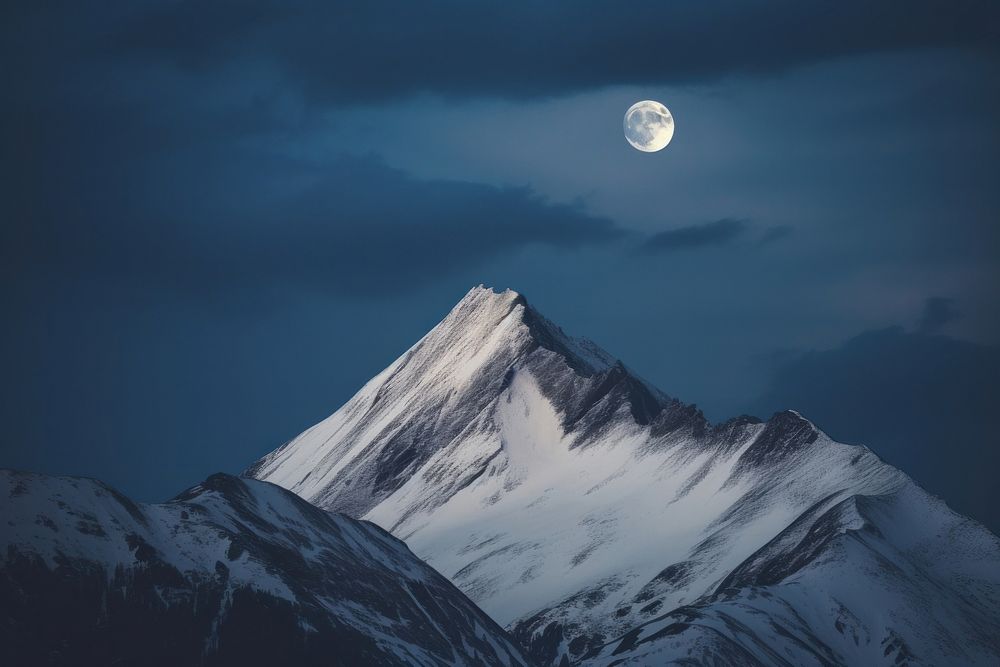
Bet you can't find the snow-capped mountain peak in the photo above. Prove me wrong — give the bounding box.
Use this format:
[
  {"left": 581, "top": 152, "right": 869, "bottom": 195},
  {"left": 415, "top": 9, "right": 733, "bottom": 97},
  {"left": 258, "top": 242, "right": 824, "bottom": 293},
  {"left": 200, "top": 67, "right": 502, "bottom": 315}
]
[
  {"left": 246, "top": 285, "right": 700, "bottom": 520},
  {"left": 249, "top": 285, "right": 1000, "bottom": 665}
]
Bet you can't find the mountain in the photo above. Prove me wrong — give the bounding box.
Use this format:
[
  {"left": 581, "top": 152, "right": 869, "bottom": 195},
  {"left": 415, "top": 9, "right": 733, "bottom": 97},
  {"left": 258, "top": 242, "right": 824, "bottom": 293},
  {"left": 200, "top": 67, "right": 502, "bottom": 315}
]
[
  {"left": 0, "top": 469, "right": 533, "bottom": 666},
  {"left": 248, "top": 285, "right": 1000, "bottom": 665}
]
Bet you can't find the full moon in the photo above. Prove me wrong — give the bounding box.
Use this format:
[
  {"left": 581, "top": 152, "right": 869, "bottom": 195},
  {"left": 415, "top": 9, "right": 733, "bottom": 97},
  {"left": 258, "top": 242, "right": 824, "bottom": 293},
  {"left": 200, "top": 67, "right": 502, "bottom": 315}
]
[{"left": 624, "top": 100, "right": 674, "bottom": 152}]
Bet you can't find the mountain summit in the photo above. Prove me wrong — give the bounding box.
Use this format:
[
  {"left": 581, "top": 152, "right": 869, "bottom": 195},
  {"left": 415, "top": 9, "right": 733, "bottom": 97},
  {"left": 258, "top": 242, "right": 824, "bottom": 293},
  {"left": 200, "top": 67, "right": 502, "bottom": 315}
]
[
  {"left": 247, "top": 286, "right": 701, "bottom": 519},
  {"left": 248, "top": 286, "right": 1000, "bottom": 665}
]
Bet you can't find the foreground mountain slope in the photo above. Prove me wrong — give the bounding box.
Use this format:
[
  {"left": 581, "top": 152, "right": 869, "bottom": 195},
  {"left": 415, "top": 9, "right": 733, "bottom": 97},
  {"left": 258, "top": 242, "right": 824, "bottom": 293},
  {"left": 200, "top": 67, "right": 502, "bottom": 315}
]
[
  {"left": 0, "top": 469, "right": 532, "bottom": 667},
  {"left": 248, "top": 285, "right": 1000, "bottom": 665}
]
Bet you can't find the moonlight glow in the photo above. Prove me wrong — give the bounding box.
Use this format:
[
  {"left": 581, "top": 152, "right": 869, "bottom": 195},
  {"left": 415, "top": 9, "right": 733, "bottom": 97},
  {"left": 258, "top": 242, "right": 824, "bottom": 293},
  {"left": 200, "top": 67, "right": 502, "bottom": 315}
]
[{"left": 624, "top": 100, "right": 674, "bottom": 152}]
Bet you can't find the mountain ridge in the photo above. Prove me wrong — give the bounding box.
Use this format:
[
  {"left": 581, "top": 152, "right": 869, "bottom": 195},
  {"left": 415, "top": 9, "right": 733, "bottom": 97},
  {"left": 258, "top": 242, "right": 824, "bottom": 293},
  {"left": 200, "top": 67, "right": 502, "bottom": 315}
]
[
  {"left": 0, "top": 467, "right": 533, "bottom": 666},
  {"left": 247, "top": 285, "right": 1000, "bottom": 665}
]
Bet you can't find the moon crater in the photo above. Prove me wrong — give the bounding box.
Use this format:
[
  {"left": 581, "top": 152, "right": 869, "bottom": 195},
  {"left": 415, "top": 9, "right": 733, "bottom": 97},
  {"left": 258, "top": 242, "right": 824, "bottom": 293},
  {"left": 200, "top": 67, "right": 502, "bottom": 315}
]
[{"left": 624, "top": 100, "right": 674, "bottom": 152}]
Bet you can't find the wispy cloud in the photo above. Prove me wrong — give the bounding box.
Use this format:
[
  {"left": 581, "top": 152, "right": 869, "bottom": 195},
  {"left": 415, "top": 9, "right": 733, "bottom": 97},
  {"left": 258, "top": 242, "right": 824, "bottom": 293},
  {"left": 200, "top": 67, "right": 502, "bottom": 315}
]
[{"left": 640, "top": 218, "right": 748, "bottom": 253}]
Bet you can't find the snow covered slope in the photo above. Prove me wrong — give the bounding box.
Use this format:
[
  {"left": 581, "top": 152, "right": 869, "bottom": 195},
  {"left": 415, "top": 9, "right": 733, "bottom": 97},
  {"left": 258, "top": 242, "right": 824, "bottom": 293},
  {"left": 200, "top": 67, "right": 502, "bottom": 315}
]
[
  {"left": 0, "top": 469, "right": 533, "bottom": 667},
  {"left": 248, "top": 285, "right": 1000, "bottom": 665},
  {"left": 587, "top": 483, "right": 1000, "bottom": 665}
]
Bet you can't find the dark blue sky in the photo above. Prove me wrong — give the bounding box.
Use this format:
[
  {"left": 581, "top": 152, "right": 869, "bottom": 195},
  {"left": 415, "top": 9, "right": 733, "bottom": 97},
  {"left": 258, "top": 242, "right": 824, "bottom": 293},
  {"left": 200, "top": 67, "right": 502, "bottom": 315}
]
[{"left": 2, "top": 2, "right": 998, "bottom": 531}]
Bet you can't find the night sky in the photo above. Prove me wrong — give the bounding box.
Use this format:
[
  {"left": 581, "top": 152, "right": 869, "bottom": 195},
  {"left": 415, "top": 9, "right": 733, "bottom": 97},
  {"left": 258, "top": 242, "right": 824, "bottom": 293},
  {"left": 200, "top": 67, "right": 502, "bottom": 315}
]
[{"left": 3, "top": 2, "right": 998, "bottom": 531}]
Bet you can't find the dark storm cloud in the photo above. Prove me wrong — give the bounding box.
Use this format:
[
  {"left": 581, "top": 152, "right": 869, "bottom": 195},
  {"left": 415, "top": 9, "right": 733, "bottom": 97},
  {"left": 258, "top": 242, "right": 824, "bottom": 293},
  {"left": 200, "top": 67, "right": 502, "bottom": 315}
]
[
  {"left": 641, "top": 219, "right": 748, "bottom": 253},
  {"left": 751, "top": 323, "right": 1000, "bottom": 533},
  {"left": 17, "top": 0, "right": 997, "bottom": 103},
  {"left": 917, "top": 297, "right": 961, "bottom": 334}
]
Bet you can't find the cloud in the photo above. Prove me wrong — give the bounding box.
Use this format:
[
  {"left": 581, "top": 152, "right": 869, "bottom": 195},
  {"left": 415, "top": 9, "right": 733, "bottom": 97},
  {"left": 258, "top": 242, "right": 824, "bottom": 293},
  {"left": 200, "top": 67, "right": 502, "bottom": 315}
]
[
  {"left": 916, "top": 296, "right": 961, "bottom": 334},
  {"left": 640, "top": 219, "right": 748, "bottom": 253},
  {"left": 11, "top": 1, "right": 997, "bottom": 104},
  {"left": 4, "top": 153, "right": 624, "bottom": 298},
  {"left": 750, "top": 323, "right": 1000, "bottom": 533}
]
